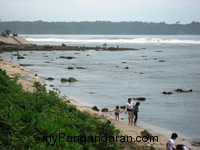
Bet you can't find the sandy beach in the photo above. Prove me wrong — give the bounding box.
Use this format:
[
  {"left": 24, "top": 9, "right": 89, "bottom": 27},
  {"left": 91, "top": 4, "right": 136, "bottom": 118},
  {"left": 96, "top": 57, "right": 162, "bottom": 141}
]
[{"left": 0, "top": 58, "right": 198, "bottom": 150}]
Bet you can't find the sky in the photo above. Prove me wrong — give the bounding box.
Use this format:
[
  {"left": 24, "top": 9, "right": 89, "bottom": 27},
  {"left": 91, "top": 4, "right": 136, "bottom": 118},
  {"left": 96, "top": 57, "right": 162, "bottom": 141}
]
[{"left": 0, "top": 0, "right": 200, "bottom": 24}]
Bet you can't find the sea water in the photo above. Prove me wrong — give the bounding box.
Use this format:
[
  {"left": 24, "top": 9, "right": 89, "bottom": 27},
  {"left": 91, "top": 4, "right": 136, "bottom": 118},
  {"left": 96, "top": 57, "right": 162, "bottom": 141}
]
[{"left": 1, "top": 34, "right": 200, "bottom": 142}]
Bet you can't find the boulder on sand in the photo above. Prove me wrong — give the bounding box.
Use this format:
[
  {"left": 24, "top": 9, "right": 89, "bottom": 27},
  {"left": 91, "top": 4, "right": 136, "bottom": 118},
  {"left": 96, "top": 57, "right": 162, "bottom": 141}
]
[
  {"left": 101, "top": 108, "right": 109, "bottom": 112},
  {"left": 141, "top": 129, "right": 152, "bottom": 139},
  {"left": 92, "top": 106, "right": 99, "bottom": 112}
]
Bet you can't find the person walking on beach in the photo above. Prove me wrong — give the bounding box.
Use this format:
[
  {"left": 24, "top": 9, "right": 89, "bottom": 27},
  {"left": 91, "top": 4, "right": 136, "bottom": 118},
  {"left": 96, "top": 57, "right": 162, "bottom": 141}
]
[
  {"left": 126, "top": 98, "right": 134, "bottom": 125},
  {"left": 133, "top": 102, "right": 140, "bottom": 126},
  {"left": 34, "top": 74, "right": 40, "bottom": 87},
  {"left": 166, "top": 133, "right": 178, "bottom": 150},
  {"left": 114, "top": 106, "right": 121, "bottom": 120}
]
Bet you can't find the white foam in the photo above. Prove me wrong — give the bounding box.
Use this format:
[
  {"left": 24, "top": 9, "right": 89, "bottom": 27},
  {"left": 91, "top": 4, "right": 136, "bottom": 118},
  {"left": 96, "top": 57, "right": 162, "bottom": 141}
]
[{"left": 26, "top": 37, "right": 200, "bottom": 45}]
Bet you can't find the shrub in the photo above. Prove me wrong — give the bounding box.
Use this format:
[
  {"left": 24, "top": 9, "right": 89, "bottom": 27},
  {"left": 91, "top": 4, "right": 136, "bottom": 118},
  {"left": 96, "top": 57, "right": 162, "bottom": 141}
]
[{"left": 0, "top": 69, "right": 120, "bottom": 149}]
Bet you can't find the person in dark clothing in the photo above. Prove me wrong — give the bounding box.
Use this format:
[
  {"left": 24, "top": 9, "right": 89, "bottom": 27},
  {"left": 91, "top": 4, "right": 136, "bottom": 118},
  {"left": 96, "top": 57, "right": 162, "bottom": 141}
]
[
  {"left": 176, "top": 144, "right": 189, "bottom": 150},
  {"left": 133, "top": 102, "right": 140, "bottom": 126}
]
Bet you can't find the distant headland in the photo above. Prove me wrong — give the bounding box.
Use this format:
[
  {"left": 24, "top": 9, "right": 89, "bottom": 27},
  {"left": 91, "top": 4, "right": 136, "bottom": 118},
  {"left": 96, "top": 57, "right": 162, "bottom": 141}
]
[{"left": 0, "top": 21, "right": 200, "bottom": 35}]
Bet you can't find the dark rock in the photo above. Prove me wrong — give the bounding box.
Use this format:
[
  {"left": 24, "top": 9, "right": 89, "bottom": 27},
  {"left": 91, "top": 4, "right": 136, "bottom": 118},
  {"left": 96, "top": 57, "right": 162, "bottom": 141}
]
[
  {"left": 61, "top": 77, "right": 77, "bottom": 82},
  {"left": 45, "top": 77, "right": 54, "bottom": 81},
  {"left": 92, "top": 106, "right": 99, "bottom": 111},
  {"left": 174, "top": 88, "right": 193, "bottom": 93},
  {"left": 44, "top": 61, "right": 52, "bottom": 63},
  {"left": 61, "top": 78, "right": 69, "bottom": 82},
  {"left": 65, "top": 100, "right": 70, "bottom": 103},
  {"left": 120, "top": 105, "right": 126, "bottom": 109},
  {"left": 141, "top": 129, "right": 152, "bottom": 139},
  {"left": 124, "top": 67, "right": 129, "bottom": 69},
  {"left": 67, "top": 67, "right": 74, "bottom": 70},
  {"left": 162, "top": 91, "right": 173, "bottom": 95},
  {"left": 107, "top": 120, "right": 111, "bottom": 124},
  {"left": 133, "top": 97, "right": 146, "bottom": 101},
  {"left": 19, "top": 64, "right": 32, "bottom": 66},
  {"left": 68, "top": 77, "right": 77, "bottom": 82},
  {"left": 62, "top": 43, "right": 66, "bottom": 46},
  {"left": 17, "top": 56, "right": 25, "bottom": 59},
  {"left": 163, "top": 91, "right": 167, "bottom": 94},
  {"left": 76, "top": 67, "right": 86, "bottom": 69},
  {"left": 59, "top": 56, "right": 75, "bottom": 59},
  {"left": 158, "top": 60, "right": 165, "bottom": 62},
  {"left": 101, "top": 108, "right": 109, "bottom": 112}
]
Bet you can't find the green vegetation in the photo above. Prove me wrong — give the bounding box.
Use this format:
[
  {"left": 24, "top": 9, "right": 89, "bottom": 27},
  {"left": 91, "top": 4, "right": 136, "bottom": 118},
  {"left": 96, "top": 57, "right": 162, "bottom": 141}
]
[
  {"left": 0, "top": 69, "right": 121, "bottom": 149},
  {"left": 0, "top": 21, "right": 200, "bottom": 35},
  {"left": 1, "top": 29, "right": 12, "bottom": 37}
]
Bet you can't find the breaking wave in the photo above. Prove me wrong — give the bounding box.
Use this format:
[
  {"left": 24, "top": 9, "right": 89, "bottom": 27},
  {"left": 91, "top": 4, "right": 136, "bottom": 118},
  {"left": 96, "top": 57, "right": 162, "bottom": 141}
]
[{"left": 26, "top": 37, "right": 200, "bottom": 45}]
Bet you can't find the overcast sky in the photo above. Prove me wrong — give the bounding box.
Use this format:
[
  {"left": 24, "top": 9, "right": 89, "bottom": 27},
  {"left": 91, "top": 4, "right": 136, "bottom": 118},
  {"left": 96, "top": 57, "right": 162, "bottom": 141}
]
[{"left": 0, "top": 0, "right": 199, "bottom": 24}]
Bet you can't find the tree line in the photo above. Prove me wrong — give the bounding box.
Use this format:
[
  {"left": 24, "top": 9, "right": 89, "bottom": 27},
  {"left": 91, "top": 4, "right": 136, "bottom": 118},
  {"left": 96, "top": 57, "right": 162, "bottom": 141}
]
[{"left": 0, "top": 20, "right": 200, "bottom": 35}]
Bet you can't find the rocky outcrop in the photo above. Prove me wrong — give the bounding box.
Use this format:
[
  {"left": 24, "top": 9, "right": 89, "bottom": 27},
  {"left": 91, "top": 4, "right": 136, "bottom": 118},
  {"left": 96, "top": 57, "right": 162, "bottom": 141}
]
[
  {"left": 68, "top": 77, "right": 77, "bottom": 82},
  {"left": 45, "top": 77, "right": 54, "bottom": 81},
  {"left": 162, "top": 91, "right": 173, "bottom": 95},
  {"left": 133, "top": 97, "right": 146, "bottom": 101},
  {"left": 61, "top": 77, "right": 77, "bottom": 82},
  {"left": 174, "top": 88, "right": 193, "bottom": 93},
  {"left": 19, "top": 64, "right": 33, "bottom": 66},
  {"left": 59, "top": 56, "right": 75, "bottom": 59}
]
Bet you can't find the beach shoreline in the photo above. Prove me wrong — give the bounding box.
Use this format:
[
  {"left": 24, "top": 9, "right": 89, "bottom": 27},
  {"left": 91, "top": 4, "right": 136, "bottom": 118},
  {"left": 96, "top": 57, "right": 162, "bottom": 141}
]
[{"left": 0, "top": 58, "right": 199, "bottom": 150}]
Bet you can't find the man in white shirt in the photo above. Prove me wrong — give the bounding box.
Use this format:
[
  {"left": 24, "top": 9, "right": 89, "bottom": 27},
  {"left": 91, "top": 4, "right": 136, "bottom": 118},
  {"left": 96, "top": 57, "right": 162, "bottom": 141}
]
[{"left": 166, "top": 133, "right": 178, "bottom": 150}]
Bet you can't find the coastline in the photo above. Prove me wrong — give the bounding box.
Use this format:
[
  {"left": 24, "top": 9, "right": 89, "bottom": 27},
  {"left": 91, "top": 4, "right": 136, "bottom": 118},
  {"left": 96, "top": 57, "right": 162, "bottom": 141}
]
[
  {"left": 0, "top": 44, "right": 142, "bottom": 52},
  {"left": 0, "top": 59, "right": 198, "bottom": 150}
]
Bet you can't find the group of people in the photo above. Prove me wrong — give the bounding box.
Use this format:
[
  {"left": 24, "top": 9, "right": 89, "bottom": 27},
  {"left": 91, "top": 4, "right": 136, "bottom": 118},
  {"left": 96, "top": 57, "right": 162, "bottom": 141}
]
[
  {"left": 112, "top": 99, "right": 190, "bottom": 150},
  {"left": 112, "top": 98, "right": 140, "bottom": 126},
  {"left": 126, "top": 98, "right": 140, "bottom": 126}
]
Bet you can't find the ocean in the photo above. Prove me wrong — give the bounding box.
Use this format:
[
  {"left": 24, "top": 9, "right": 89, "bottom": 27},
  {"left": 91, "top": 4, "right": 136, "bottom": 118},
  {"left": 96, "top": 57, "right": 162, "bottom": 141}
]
[{"left": 1, "top": 34, "right": 200, "bottom": 142}]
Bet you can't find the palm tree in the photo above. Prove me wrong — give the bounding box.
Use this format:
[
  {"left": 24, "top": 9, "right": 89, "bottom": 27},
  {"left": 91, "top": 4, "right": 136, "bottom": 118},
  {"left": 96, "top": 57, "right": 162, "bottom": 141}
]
[{"left": 4, "top": 29, "right": 11, "bottom": 36}]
